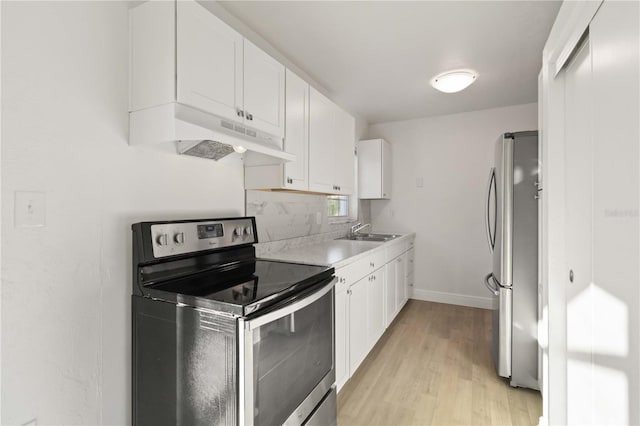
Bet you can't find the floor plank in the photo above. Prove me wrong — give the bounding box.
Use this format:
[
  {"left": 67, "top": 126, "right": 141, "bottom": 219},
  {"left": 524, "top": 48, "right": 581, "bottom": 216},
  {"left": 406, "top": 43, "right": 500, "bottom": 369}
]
[{"left": 337, "top": 300, "right": 542, "bottom": 426}]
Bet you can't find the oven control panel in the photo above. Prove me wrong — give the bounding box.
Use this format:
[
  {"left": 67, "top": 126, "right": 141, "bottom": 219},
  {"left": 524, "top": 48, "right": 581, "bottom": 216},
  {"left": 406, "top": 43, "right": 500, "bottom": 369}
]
[{"left": 149, "top": 218, "right": 257, "bottom": 258}]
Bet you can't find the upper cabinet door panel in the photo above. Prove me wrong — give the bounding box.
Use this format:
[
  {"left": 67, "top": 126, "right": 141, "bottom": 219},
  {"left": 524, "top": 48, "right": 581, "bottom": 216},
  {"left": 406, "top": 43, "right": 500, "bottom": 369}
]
[
  {"left": 243, "top": 40, "right": 285, "bottom": 138},
  {"left": 334, "top": 106, "right": 355, "bottom": 195},
  {"left": 176, "top": 0, "right": 243, "bottom": 121},
  {"left": 284, "top": 69, "right": 309, "bottom": 190},
  {"left": 309, "top": 87, "right": 336, "bottom": 193}
]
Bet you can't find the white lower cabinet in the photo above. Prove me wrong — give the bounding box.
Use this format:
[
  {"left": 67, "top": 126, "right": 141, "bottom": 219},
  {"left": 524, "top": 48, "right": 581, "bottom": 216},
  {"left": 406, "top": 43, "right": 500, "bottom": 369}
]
[
  {"left": 367, "top": 268, "right": 385, "bottom": 348},
  {"left": 334, "top": 278, "right": 350, "bottom": 390},
  {"left": 385, "top": 253, "right": 407, "bottom": 327},
  {"left": 335, "top": 235, "right": 415, "bottom": 392},
  {"left": 348, "top": 276, "right": 369, "bottom": 375}
]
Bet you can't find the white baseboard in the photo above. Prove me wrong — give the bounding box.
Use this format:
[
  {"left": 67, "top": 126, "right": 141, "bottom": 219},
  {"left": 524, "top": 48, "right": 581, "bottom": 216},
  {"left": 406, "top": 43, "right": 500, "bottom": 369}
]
[{"left": 410, "top": 288, "right": 496, "bottom": 310}]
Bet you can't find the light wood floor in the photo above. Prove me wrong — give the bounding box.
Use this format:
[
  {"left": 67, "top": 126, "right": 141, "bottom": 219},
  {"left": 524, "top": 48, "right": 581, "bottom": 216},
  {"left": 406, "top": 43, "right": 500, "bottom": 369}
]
[{"left": 337, "top": 300, "right": 541, "bottom": 426}]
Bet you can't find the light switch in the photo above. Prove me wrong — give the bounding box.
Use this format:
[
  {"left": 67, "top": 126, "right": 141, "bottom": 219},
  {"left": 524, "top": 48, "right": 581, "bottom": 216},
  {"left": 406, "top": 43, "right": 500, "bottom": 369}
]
[
  {"left": 15, "top": 191, "right": 46, "bottom": 228},
  {"left": 316, "top": 211, "right": 322, "bottom": 225},
  {"left": 416, "top": 177, "right": 424, "bottom": 188}
]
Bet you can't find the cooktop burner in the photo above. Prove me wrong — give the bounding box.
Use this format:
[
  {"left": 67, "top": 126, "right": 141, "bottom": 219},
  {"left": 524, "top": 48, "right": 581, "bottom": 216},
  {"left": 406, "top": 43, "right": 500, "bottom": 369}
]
[
  {"left": 132, "top": 217, "right": 335, "bottom": 317},
  {"left": 147, "top": 259, "right": 332, "bottom": 315}
]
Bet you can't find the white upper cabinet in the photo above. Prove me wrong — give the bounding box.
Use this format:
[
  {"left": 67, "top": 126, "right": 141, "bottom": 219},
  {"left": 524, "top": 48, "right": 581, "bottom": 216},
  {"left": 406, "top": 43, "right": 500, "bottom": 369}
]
[
  {"left": 358, "top": 138, "right": 391, "bottom": 199},
  {"left": 282, "top": 70, "right": 309, "bottom": 190},
  {"left": 309, "top": 87, "right": 355, "bottom": 195},
  {"left": 176, "top": 0, "right": 243, "bottom": 123},
  {"left": 334, "top": 106, "right": 356, "bottom": 195},
  {"left": 309, "top": 87, "right": 337, "bottom": 193},
  {"left": 244, "top": 69, "right": 308, "bottom": 190},
  {"left": 132, "top": 0, "right": 284, "bottom": 140},
  {"left": 242, "top": 40, "right": 285, "bottom": 138}
]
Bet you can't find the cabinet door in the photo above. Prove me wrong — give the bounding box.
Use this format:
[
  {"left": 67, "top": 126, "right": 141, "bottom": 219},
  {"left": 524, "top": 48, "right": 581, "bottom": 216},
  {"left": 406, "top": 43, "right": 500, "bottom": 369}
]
[
  {"left": 283, "top": 70, "right": 309, "bottom": 190},
  {"left": 348, "top": 277, "right": 368, "bottom": 375},
  {"left": 243, "top": 40, "right": 285, "bottom": 138},
  {"left": 367, "top": 269, "right": 385, "bottom": 349},
  {"left": 405, "top": 247, "right": 415, "bottom": 290},
  {"left": 395, "top": 254, "right": 407, "bottom": 310},
  {"left": 335, "top": 282, "right": 349, "bottom": 391},
  {"left": 334, "top": 106, "right": 355, "bottom": 195},
  {"left": 385, "top": 261, "right": 397, "bottom": 327},
  {"left": 309, "top": 87, "right": 337, "bottom": 193},
  {"left": 381, "top": 139, "right": 392, "bottom": 199},
  {"left": 176, "top": 0, "right": 242, "bottom": 121},
  {"left": 358, "top": 139, "right": 382, "bottom": 199}
]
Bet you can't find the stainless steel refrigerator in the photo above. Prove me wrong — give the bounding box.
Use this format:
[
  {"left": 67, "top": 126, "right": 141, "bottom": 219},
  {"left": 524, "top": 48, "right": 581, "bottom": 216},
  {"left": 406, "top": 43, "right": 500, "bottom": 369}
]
[{"left": 484, "top": 131, "right": 539, "bottom": 390}]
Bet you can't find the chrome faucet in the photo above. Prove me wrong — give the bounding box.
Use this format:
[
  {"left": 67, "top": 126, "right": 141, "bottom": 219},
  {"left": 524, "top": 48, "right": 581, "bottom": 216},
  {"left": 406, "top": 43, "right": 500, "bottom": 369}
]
[{"left": 349, "top": 222, "right": 371, "bottom": 237}]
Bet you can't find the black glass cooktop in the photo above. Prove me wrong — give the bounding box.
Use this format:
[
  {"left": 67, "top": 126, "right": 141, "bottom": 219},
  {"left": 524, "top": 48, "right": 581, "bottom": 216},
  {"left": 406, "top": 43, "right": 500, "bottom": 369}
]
[{"left": 145, "top": 259, "right": 334, "bottom": 316}]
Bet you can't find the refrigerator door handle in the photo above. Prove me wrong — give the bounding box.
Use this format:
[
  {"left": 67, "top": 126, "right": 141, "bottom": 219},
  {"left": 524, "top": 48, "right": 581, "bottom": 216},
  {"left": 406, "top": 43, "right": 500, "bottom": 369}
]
[
  {"left": 485, "top": 167, "right": 496, "bottom": 253},
  {"left": 484, "top": 273, "right": 499, "bottom": 296}
]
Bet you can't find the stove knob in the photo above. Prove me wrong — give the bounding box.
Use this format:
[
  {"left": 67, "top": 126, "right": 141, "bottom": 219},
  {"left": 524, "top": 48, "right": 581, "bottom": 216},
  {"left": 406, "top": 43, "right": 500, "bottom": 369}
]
[
  {"left": 156, "top": 234, "right": 168, "bottom": 246},
  {"left": 244, "top": 226, "right": 253, "bottom": 236},
  {"left": 174, "top": 232, "right": 185, "bottom": 245},
  {"left": 234, "top": 227, "right": 244, "bottom": 237}
]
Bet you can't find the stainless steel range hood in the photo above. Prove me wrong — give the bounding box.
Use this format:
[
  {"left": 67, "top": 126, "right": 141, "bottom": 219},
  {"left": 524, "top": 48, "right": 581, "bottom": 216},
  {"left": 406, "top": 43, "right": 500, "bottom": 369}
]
[{"left": 129, "top": 103, "right": 295, "bottom": 166}]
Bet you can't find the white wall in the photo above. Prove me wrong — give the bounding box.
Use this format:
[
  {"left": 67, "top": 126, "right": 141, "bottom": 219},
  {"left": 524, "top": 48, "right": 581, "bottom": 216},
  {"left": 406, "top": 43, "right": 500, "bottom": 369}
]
[
  {"left": 367, "top": 103, "right": 537, "bottom": 308},
  {"left": 1, "top": 2, "right": 244, "bottom": 425}
]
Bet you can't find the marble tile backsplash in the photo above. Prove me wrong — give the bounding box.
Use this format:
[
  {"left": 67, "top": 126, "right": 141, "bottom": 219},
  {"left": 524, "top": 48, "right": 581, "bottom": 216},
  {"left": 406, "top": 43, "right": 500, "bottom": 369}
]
[{"left": 245, "top": 190, "right": 370, "bottom": 257}]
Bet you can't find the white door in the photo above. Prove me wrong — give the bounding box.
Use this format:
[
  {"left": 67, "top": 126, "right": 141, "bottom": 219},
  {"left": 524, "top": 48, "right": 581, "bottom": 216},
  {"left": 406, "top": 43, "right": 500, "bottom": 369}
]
[
  {"left": 385, "top": 261, "right": 397, "bottom": 327},
  {"left": 335, "top": 283, "right": 349, "bottom": 390},
  {"left": 334, "top": 106, "right": 355, "bottom": 195},
  {"left": 283, "top": 70, "right": 309, "bottom": 190},
  {"left": 367, "top": 269, "right": 385, "bottom": 349},
  {"left": 243, "top": 40, "right": 285, "bottom": 138},
  {"left": 176, "top": 0, "right": 242, "bottom": 121},
  {"left": 308, "top": 87, "right": 337, "bottom": 193},
  {"left": 584, "top": 2, "right": 639, "bottom": 424},
  {"left": 563, "top": 37, "right": 595, "bottom": 426},
  {"left": 348, "top": 277, "right": 368, "bottom": 375}
]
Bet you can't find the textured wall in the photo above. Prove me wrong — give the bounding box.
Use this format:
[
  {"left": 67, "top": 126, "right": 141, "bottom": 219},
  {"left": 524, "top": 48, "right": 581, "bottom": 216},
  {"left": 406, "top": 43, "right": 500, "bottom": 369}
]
[{"left": 1, "top": 3, "right": 244, "bottom": 424}]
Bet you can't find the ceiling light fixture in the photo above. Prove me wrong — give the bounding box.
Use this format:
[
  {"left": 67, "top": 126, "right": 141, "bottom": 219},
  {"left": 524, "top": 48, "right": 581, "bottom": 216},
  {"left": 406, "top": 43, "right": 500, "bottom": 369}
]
[
  {"left": 430, "top": 69, "right": 478, "bottom": 93},
  {"left": 233, "top": 145, "right": 247, "bottom": 154}
]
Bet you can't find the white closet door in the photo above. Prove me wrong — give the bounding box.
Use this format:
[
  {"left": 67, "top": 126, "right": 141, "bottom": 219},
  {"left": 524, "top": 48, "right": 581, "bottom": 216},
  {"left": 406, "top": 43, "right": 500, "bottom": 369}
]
[
  {"left": 590, "top": 2, "right": 640, "bottom": 424},
  {"left": 563, "top": 37, "right": 595, "bottom": 426}
]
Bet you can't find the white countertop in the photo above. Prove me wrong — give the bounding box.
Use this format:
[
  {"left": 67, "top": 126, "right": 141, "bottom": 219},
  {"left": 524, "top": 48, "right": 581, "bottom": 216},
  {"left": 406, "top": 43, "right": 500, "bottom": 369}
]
[{"left": 260, "top": 233, "right": 415, "bottom": 269}]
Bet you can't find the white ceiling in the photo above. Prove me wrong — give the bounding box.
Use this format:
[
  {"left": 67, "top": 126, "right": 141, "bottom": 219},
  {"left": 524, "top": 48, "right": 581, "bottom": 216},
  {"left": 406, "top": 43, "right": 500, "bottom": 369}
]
[{"left": 218, "top": 1, "right": 562, "bottom": 124}]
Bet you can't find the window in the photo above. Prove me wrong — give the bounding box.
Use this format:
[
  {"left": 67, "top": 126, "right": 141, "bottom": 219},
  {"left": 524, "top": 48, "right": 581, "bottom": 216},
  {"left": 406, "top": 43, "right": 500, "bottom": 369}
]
[{"left": 327, "top": 195, "right": 349, "bottom": 218}]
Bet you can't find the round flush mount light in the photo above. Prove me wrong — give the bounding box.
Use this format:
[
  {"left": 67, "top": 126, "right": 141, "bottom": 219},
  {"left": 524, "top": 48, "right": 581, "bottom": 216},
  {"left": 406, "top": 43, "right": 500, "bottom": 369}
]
[
  {"left": 430, "top": 69, "right": 478, "bottom": 93},
  {"left": 233, "top": 145, "right": 247, "bottom": 154}
]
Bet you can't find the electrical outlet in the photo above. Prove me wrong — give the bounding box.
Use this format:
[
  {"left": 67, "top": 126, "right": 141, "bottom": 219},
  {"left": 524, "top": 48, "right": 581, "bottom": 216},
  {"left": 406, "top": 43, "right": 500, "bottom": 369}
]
[
  {"left": 416, "top": 177, "right": 424, "bottom": 188},
  {"left": 15, "top": 191, "right": 46, "bottom": 228},
  {"left": 316, "top": 212, "right": 322, "bottom": 225}
]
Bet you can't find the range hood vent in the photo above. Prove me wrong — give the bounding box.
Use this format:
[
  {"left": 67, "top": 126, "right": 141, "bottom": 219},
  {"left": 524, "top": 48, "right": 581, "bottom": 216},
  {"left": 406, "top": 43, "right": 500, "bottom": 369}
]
[{"left": 129, "top": 103, "right": 294, "bottom": 166}]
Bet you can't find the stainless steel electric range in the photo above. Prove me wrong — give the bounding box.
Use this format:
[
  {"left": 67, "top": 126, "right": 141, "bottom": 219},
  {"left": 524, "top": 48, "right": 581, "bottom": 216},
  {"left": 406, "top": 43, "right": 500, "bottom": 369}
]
[{"left": 132, "top": 217, "right": 337, "bottom": 426}]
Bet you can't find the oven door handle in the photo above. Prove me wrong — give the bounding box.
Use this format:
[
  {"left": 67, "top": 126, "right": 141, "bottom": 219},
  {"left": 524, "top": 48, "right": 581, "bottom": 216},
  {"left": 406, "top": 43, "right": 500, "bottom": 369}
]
[{"left": 245, "top": 277, "right": 337, "bottom": 330}]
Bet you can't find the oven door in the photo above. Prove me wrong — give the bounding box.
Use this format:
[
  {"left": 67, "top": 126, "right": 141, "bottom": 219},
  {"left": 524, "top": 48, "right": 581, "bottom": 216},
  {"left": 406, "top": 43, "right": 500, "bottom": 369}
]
[{"left": 239, "top": 277, "right": 336, "bottom": 426}]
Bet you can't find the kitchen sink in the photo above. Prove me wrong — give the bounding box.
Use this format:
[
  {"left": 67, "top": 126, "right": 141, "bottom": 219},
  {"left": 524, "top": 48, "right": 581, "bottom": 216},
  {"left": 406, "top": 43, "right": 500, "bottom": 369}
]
[{"left": 337, "top": 233, "right": 401, "bottom": 242}]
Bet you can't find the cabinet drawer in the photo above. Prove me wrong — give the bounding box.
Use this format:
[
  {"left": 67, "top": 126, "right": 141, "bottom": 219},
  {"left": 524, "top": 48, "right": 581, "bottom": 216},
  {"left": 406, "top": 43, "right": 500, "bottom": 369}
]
[{"left": 335, "top": 250, "right": 385, "bottom": 286}]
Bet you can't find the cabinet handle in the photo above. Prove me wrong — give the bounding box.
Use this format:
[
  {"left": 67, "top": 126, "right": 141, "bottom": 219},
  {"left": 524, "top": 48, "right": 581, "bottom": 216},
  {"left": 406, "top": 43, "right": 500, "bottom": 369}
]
[
  {"left": 236, "top": 109, "right": 244, "bottom": 118},
  {"left": 383, "top": 193, "right": 387, "bottom": 197},
  {"left": 247, "top": 112, "right": 253, "bottom": 121},
  {"left": 370, "top": 262, "right": 374, "bottom": 268}
]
